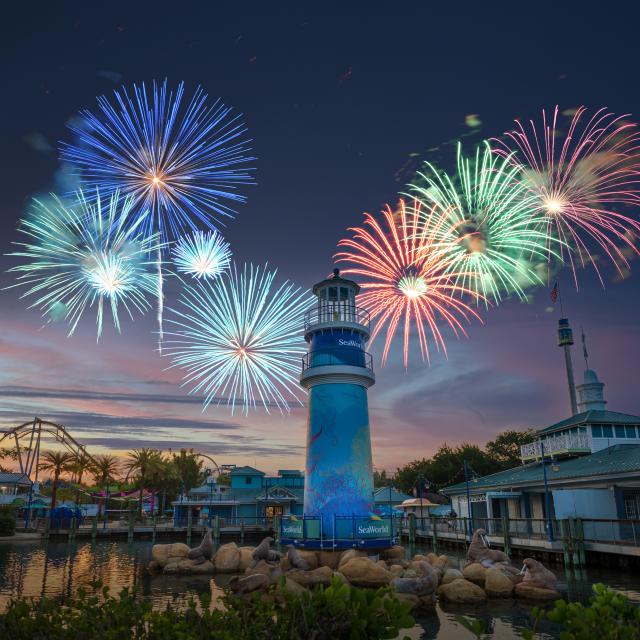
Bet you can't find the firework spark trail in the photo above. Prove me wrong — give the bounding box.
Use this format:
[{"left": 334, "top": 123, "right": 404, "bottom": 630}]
[
  {"left": 494, "top": 106, "right": 640, "bottom": 286},
  {"left": 164, "top": 263, "right": 314, "bottom": 414},
  {"left": 410, "top": 141, "right": 557, "bottom": 303},
  {"left": 7, "top": 190, "right": 162, "bottom": 339},
  {"left": 335, "top": 200, "right": 483, "bottom": 368},
  {"left": 60, "top": 79, "right": 255, "bottom": 345}
]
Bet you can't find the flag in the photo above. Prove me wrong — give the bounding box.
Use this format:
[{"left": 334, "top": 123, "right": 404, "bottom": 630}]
[
  {"left": 581, "top": 328, "right": 589, "bottom": 361},
  {"left": 550, "top": 281, "right": 559, "bottom": 303}
]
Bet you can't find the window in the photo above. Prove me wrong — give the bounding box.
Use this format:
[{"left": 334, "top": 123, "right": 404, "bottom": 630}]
[
  {"left": 626, "top": 426, "right": 637, "bottom": 438},
  {"left": 615, "top": 425, "right": 626, "bottom": 438},
  {"left": 328, "top": 287, "right": 338, "bottom": 300},
  {"left": 578, "top": 426, "right": 587, "bottom": 433},
  {"left": 602, "top": 425, "right": 613, "bottom": 438},
  {"left": 245, "top": 476, "right": 252, "bottom": 485},
  {"left": 592, "top": 425, "right": 602, "bottom": 438}
]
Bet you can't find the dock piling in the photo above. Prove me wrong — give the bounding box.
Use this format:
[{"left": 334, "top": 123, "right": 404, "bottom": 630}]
[{"left": 186, "top": 508, "right": 192, "bottom": 546}]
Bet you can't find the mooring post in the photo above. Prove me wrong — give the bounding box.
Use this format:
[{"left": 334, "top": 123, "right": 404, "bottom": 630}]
[
  {"left": 502, "top": 514, "right": 511, "bottom": 557},
  {"left": 559, "top": 519, "right": 572, "bottom": 569},
  {"left": 70, "top": 514, "right": 77, "bottom": 541},
  {"left": 186, "top": 508, "right": 192, "bottom": 546},
  {"left": 408, "top": 513, "right": 416, "bottom": 545},
  {"left": 430, "top": 515, "right": 438, "bottom": 554},
  {"left": 576, "top": 518, "right": 585, "bottom": 569},
  {"left": 213, "top": 515, "right": 220, "bottom": 545},
  {"left": 240, "top": 520, "right": 245, "bottom": 545},
  {"left": 91, "top": 515, "right": 98, "bottom": 542},
  {"left": 569, "top": 518, "right": 580, "bottom": 569},
  {"left": 128, "top": 509, "right": 134, "bottom": 543},
  {"left": 44, "top": 513, "right": 51, "bottom": 543}
]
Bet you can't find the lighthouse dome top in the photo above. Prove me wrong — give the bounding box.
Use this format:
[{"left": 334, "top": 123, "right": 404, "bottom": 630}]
[{"left": 312, "top": 268, "right": 360, "bottom": 297}]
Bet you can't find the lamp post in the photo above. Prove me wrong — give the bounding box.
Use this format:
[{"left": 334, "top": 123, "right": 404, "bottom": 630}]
[
  {"left": 540, "top": 441, "right": 554, "bottom": 542},
  {"left": 415, "top": 473, "right": 429, "bottom": 533}
]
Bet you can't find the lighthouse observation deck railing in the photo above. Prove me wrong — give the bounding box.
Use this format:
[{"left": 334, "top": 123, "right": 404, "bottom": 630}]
[
  {"left": 302, "top": 348, "right": 373, "bottom": 372},
  {"left": 304, "top": 305, "right": 370, "bottom": 331},
  {"left": 520, "top": 433, "right": 592, "bottom": 461}
]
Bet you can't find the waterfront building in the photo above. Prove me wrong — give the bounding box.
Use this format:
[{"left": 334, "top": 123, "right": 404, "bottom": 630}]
[
  {"left": 442, "top": 365, "right": 640, "bottom": 537},
  {"left": 0, "top": 472, "right": 31, "bottom": 505}
]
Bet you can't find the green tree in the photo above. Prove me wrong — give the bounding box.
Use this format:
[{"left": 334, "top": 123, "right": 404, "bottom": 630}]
[
  {"left": 91, "top": 455, "right": 121, "bottom": 517},
  {"left": 124, "top": 448, "right": 163, "bottom": 517},
  {"left": 39, "top": 451, "right": 74, "bottom": 509},
  {"left": 69, "top": 451, "right": 95, "bottom": 504},
  {"left": 171, "top": 449, "right": 204, "bottom": 493},
  {"left": 373, "top": 469, "right": 392, "bottom": 488},
  {"left": 485, "top": 429, "right": 536, "bottom": 469}
]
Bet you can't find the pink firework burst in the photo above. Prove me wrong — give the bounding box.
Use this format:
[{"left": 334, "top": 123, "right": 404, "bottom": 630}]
[
  {"left": 335, "top": 200, "right": 483, "bottom": 368},
  {"left": 494, "top": 106, "right": 640, "bottom": 285}
]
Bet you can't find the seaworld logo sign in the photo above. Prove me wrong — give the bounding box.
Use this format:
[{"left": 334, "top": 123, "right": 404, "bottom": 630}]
[
  {"left": 338, "top": 338, "right": 362, "bottom": 349},
  {"left": 283, "top": 524, "right": 303, "bottom": 535},
  {"left": 357, "top": 523, "right": 390, "bottom": 535}
]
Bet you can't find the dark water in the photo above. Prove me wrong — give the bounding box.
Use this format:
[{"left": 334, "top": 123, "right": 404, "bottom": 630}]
[{"left": 0, "top": 539, "right": 639, "bottom": 639}]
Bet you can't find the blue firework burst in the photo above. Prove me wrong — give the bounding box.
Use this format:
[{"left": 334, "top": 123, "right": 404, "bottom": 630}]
[{"left": 172, "top": 230, "right": 232, "bottom": 279}]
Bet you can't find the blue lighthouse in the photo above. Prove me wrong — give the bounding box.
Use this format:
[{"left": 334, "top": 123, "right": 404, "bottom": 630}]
[{"left": 300, "top": 268, "right": 375, "bottom": 534}]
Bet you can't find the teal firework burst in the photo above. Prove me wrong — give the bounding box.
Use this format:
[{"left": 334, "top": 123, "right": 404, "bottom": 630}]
[
  {"left": 164, "top": 263, "right": 314, "bottom": 414},
  {"left": 172, "top": 230, "right": 231, "bottom": 279},
  {"left": 8, "top": 190, "right": 162, "bottom": 338},
  {"left": 410, "top": 141, "right": 558, "bottom": 303}
]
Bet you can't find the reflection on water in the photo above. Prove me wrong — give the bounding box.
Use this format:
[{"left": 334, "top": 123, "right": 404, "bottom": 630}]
[{"left": 1, "top": 540, "right": 639, "bottom": 639}]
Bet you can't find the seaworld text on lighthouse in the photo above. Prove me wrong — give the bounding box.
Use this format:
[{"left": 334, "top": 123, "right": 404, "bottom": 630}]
[{"left": 280, "top": 268, "right": 397, "bottom": 549}]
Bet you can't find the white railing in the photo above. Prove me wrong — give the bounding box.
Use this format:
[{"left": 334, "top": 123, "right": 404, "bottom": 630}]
[{"left": 520, "top": 433, "right": 592, "bottom": 459}]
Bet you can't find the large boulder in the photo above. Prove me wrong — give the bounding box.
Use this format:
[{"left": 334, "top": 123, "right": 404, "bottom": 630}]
[
  {"left": 230, "top": 573, "right": 270, "bottom": 595},
  {"left": 463, "top": 562, "right": 487, "bottom": 587},
  {"left": 164, "top": 558, "right": 215, "bottom": 575},
  {"left": 432, "top": 555, "right": 449, "bottom": 573},
  {"left": 287, "top": 566, "right": 334, "bottom": 587},
  {"left": 296, "top": 550, "right": 319, "bottom": 570},
  {"left": 484, "top": 567, "right": 514, "bottom": 598},
  {"left": 514, "top": 583, "right": 561, "bottom": 601},
  {"left": 441, "top": 568, "right": 464, "bottom": 585},
  {"left": 238, "top": 546, "right": 256, "bottom": 572},
  {"left": 425, "top": 553, "right": 438, "bottom": 565},
  {"left": 389, "top": 564, "right": 404, "bottom": 577},
  {"left": 317, "top": 550, "right": 341, "bottom": 570},
  {"left": 339, "top": 557, "right": 393, "bottom": 588},
  {"left": 151, "top": 542, "right": 190, "bottom": 568},
  {"left": 438, "top": 578, "right": 487, "bottom": 604},
  {"left": 275, "top": 577, "right": 308, "bottom": 598},
  {"left": 214, "top": 542, "right": 240, "bottom": 573},
  {"left": 338, "top": 549, "right": 368, "bottom": 568},
  {"left": 245, "top": 559, "right": 275, "bottom": 577},
  {"left": 381, "top": 545, "right": 405, "bottom": 562}
]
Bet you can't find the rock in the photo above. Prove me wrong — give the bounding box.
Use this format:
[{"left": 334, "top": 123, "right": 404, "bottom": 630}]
[
  {"left": 296, "top": 550, "right": 319, "bottom": 570},
  {"left": 339, "top": 557, "right": 394, "bottom": 588},
  {"left": 441, "top": 568, "right": 464, "bottom": 585},
  {"left": 245, "top": 559, "right": 275, "bottom": 577},
  {"left": 163, "top": 558, "right": 214, "bottom": 575},
  {"left": 338, "top": 549, "right": 367, "bottom": 568},
  {"left": 514, "top": 583, "right": 561, "bottom": 601},
  {"left": 463, "top": 562, "right": 487, "bottom": 587},
  {"left": 484, "top": 567, "right": 514, "bottom": 598},
  {"left": 392, "top": 562, "right": 438, "bottom": 597},
  {"left": 376, "top": 560, "right": 389, "bottom": 570},
  {"left": 214, "top": 542, "right": 240, "bottom": 573},
  {"left": 394, "top": 593, "right": 420, "bottom": 610},
  {"left": 287, "top": 566, "right": 334, "bottom": 587},
  {"left": 151, "top": 542, "right": 190, "bottom": 568},
  {"left": 275, "top": 577, "right": 308, "bottom": 598},
  {"left": 389, "top": 564, "right": 404, "bottom": 577},
  {"left": 418, "top": 595, "right": 436, "bottom": 609},
  {"left": 425, "top": 553, "right": 438, "bottom": 565},
  {"left": 433, "top": 555, "right": 449, "bottom": 572},
  {"left": 317, "top": 550, "right": 341, "bottom": 569},
  {"left": 381, "top": 545, "right": 405, "bottom": 562},
  {"left": 403, "top": 569, "right": 418, "bottom": 578},
  {"left": 238, "top": 546, "right": 256, "bottom": 572},
  {"left": 412, "top": 554, "right": 427, "bottom": 562},
  {"left": 332, "top": 571, "right": 350, "bottom": 586},
  {"left": 230, "top": 573, "right": 269, "bottom": 595},
  {"left": 147, "top": 560, "right": 161, "bottom": 573},
  {"left": 438, "top": 578, "right": 487, "bottom": 604}
]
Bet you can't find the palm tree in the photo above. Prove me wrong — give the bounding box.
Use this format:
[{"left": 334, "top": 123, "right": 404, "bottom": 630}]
[
  {"left": 39, "top": 451, "right": 74, "bottom": 509},
  {"left": 124, "top": 449, "right": 162, "bottom": 517},
  {"left": 70, "top": 451, "right": 94, "bottom": 504},
  {"left": 91, "top": 455, "right": 121, "bottom": 518}
]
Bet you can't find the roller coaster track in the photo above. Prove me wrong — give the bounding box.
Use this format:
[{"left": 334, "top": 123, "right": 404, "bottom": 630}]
[{"left": 0, "top": 417, "right": 97, "bottom": 482}]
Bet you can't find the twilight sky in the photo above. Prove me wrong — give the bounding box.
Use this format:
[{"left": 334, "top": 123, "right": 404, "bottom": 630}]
[{"left": 1, "top": 3, "right": 639, "bottom": 474}]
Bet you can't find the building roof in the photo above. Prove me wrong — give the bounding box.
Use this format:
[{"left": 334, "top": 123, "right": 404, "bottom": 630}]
[
  {"left": 0, "top": 472, "right": 32, "bottom": 485},
  {"left": 277, "top": 469, "right": 303, "bottom": 476},
  {"left": 442, "top": 444, "right": 640, "bottom": 494},
  {"left": 373, "top": 487, "right": 413, "bottom": 503},
  {"left": 537, "top": 410, "right": 640, "bottom": 435},
  {"left": 229, "top": 466, "right": 265, "bottom": 476}
]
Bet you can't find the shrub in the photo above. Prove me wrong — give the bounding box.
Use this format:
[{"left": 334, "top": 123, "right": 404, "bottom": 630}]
[
  {"left": 0, "top": 577, "right": 415, "bottom": 640},
  {"left": 0, "top": 507, "right": 16, "bottom": 536}
]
